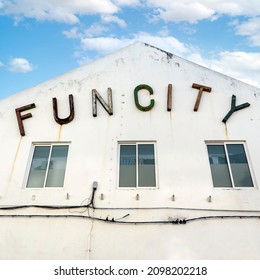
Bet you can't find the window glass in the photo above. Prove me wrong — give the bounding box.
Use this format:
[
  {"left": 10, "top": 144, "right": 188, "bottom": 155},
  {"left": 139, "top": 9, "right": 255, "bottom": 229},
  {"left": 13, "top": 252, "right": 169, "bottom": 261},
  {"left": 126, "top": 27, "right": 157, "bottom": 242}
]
[
  {"left": 119, "top": 143, "right": 156, "bottom": 188},
  {"left": 45, "top": 145, "right": 69, "bottom": 188},
  {"left": 226, "top": 144, "right": 253, "bottom": 187},
  {"left": 207, "top": 143, "right": 254, "bottom": 188},
  {"left": 138, "top": 144, "right": 156, "bottom": 187},
  {"left": 26, "top": 146, "right": 50, "bottom": 188},
  {"left": 26, "top": 144, "right": 69, "bottom": 188},
  {"left": 119, "top": 145, "right": 136, "bottom": 187},
  {"left": 207, "top": 145, "right": 232, "bottom": 187}
]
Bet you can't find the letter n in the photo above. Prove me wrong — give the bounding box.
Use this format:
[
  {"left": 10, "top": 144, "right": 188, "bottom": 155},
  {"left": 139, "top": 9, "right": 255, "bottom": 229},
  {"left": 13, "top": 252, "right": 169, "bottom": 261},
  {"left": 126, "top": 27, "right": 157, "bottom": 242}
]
[{"left": 92, "top": 88, "right": 113, "bottom": 117}]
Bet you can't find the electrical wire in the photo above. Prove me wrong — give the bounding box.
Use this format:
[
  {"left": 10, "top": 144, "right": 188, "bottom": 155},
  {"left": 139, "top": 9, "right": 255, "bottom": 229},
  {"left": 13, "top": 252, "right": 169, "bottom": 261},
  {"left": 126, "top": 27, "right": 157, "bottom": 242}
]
[
  {"left": 0, "top": 213, "right": 259, "bottom": 225},
  {"left": 1, "top": 186, "right": 260, "bottom": 224},
  {"left": 1, "top": 204, "right": 260, "bottom": 214},
  {"left": 0, "top": 214, "right": 172, "bottom": 224},
  {"left": 185, "top": 215, "right": 260, "bottom": 223},
  {"left": 0, "top": 186, "right": 98, "bottom": 211}
]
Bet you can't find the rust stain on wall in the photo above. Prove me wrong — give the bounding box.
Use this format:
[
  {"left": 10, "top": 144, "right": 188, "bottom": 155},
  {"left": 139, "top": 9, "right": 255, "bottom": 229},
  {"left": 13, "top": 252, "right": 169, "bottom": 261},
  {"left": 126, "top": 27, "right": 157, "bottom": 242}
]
[
  {"left": 224, "top": 123, "right": 229, "bottom": 140},
  {"left": 8, "top": 136, "right": 22, "bottom": 182},
  {"left": 57, "top": 125, "right": 62, "bottom": 141}
]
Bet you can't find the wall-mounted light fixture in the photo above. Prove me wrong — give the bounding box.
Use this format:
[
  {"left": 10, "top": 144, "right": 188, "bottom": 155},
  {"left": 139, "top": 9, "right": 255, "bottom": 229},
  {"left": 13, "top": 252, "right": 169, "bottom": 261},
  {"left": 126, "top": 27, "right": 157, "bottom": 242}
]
[{"left": 92, "top": 181, "right": 98, "bottom": 190}]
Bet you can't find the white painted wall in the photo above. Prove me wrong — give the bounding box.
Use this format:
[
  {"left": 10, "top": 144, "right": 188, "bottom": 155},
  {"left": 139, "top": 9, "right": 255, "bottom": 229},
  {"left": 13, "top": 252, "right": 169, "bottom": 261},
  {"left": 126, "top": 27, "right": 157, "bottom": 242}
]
[{"left": 0, "top": 42, "right": 260, "bottom": 259}]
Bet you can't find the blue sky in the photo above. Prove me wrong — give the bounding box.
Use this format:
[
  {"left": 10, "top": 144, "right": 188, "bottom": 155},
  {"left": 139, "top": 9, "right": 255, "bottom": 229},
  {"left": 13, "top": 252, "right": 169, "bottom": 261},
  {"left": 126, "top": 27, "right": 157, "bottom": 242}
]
[{"left": 1, "top": 0, "right": 260, "bottom": 99}]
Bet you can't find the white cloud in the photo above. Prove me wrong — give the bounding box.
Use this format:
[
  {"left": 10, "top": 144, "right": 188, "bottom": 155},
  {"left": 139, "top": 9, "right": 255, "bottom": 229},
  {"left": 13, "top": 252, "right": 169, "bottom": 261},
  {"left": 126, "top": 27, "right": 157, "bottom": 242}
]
[
  {"left": 134, "top": 33, "right": 190, "bottom": 55},
  {"left": 80, "top": 37, "right": 132, "bottom": 54},
  {"left": 186, "top": 52, "right": 208, "bottom": 67},
  {"left": 0, "top": 0, "right": 119, "bottom": 24},
  {"left": 189, "top": 51, "right": 260, "bottom": 88},
  {"left": 146, "top": 0, "right": 260, "bottom": 23},
  {"left": 8, "top": 58, "right": 34, "bottom": 73},
  {"left": 202, "top": 0, "right": 260, "bottom": 17},
  {"left": 148, "top": 1, "right": 215, "bottom": 24},
  {"left": 84, "top": 24, "right": 109, "bottom": 37},
  {"left": 112, "top": 0, "right": 142, "bottom": 6},
  {"left": 63, "top": 27, "right": 80, "bottom": 39},
  {"left": 63, "top": 24, "right": 109, "bottom": 39},
  {"left": 79, "top": 33, "right": 190, "bottom": 57},
  {"left": 3, "top": 0, "right": 260, "bottom": 26},
  {"left": 0, "top": 61, "right": 4, "bottom": 67},
  {"left": 72, "top": 32, "right": 192, "bottom": 66},
  {"left": 235, "top": 17, "right": 260, "bottom": 46},
  {"left": 75, "top": 34, "right": 260, "bottom": 88},
  {"left": 101, "top": 14, "right": 127, "bottom": 27}
]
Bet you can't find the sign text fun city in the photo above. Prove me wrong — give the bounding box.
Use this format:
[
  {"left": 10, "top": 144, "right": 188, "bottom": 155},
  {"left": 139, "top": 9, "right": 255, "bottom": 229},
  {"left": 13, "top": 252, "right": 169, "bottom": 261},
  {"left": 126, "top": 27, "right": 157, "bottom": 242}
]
[{"left": 15, "top": 83, "right": 251, "bottom": 136}]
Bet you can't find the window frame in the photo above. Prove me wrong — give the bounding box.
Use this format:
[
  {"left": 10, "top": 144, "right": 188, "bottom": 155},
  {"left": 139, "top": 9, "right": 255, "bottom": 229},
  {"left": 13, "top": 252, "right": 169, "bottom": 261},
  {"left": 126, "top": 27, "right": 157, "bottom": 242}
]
[
  {"left": 24, "top": 142, "right": 70, "bottom": 189},
  {"left": 117, "top": 141, "right": 158, "bottom": 189},
  {"left": 206, "top": 141, "right": 255, "bottom": 189}
]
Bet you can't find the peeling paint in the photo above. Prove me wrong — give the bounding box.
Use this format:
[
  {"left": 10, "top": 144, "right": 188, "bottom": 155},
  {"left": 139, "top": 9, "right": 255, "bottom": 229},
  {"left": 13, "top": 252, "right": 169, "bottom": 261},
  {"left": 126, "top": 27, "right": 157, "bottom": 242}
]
[
  {"left": 115, "top": 58, "right": 124, "bottom": 67},
  {"left": 144, "top": 42, "right": 173, "bottom": 61}
]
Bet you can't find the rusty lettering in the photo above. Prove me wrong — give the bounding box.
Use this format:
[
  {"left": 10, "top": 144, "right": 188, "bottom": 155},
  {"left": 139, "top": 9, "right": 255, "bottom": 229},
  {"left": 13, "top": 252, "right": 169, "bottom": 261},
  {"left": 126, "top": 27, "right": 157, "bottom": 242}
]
[
  {"left": 192, "top": 83, "right": 212, "bottom": 112},
  {"left": 222, "top": 95, "right": 250, "bottom": 123},
  {"left": 134, "top": 84, "right": 155, "bottom": 112},
  {"left": 167, "top": 84, "right": 172, "bottom": 111},
  {"left": 15, "top": 103, "right": 36, "bottom": 136},
  {"left": 92, "top": 88, "right": 113, "bottom": 117},
  {"left": 52, "top": 94, "right": 75, "bottom": 125}
]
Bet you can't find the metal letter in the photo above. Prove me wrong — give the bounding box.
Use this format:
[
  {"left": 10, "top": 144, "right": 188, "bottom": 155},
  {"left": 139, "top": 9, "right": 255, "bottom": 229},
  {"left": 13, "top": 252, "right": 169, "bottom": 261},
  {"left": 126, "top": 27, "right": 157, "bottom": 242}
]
[
  {"left": 134, "top": 84, "right": 155, "bottom": 112},
  {"left": 92, "top": 88, "right": 113, "bottom": 117},
  {"left": 222, "top": 95, "right": 250, "bottom": 123},
  {"left": 52, "top": 94, "right": 75, "bottom": 125},
  {"left": 192, "top": 83, "right": 212, "bottom": 111},
  {"left": 167, "top": 84, "right": 172, "bottom": 111},
  {"left": 15, "top": 103, "right": 36, "bottom": 136}
]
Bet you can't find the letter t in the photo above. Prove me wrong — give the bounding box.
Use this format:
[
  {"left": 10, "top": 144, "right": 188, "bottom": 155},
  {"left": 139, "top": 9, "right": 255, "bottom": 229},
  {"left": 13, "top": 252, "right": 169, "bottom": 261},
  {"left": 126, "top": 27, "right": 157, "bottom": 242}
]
[{"left": 192, "top": 83, "right": 212, "bottom": 111}]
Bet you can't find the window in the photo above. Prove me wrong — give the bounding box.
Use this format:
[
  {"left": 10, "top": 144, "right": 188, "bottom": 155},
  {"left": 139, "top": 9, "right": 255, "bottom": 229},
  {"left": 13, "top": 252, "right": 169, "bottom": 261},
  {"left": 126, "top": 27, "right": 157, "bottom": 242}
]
[
  {"left": 26, "top": 144, "right": 69, "bottom": 188},
  {"left": 119, "top": 142, "right": 156, "bottom": 188},
  {"left": 206, "top": 142, "right": 254, "bottom": 188}
]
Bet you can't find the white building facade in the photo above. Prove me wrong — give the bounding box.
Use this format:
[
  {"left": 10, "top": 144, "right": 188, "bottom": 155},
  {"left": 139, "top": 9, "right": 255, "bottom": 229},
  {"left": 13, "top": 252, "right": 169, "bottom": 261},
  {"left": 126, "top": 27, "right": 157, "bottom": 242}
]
[{"left": 1, "top": 42, "right": 260, "bottom": 259}]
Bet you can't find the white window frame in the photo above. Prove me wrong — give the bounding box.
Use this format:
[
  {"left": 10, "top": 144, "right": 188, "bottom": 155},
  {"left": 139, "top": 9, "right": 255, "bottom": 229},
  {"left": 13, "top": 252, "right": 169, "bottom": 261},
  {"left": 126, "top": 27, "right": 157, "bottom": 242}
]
[
  {"left": 118, "top": 141, "right": 158, "bottom": 189},
  {"left": 24, "top": 142, "right": 70, "bottom": 189},
  {"left": 206, "top": 141, "right": 255, "bottom": 189}
]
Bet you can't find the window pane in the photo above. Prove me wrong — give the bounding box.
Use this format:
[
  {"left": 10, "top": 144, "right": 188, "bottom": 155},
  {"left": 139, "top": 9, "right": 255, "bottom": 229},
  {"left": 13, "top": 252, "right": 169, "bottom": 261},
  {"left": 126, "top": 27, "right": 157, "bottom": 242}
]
[
  {"left": 45, "top": 145, "right": 69, "bottom": 188},
  {"left": 26, "top": 146, "right": 50, "bottom": 188},
  {"left": 227, "top": 144, "right": 253, "bottom": 187},
  {"left": 119, "top": 145, "right": 136, "bottom": 187},
  {"left": 138, "top": 144, "right": 156, "bottom": 187},
  {"left": 207, "top": 145, "right": 232, "bottom": 188}
]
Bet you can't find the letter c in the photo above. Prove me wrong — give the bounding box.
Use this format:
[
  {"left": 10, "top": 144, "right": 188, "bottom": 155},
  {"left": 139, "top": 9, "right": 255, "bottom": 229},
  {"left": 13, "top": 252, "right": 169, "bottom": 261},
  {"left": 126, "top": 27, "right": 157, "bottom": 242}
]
[{"left": 134, "top": 84, "right": 155, "bottom": 112}]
